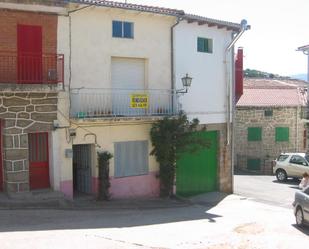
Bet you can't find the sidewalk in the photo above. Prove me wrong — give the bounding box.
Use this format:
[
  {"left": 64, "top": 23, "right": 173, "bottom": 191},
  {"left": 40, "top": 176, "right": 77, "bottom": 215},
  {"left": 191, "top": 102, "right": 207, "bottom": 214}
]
[{"left": 0, "top": 190, "right": 228, "bottom": 210}]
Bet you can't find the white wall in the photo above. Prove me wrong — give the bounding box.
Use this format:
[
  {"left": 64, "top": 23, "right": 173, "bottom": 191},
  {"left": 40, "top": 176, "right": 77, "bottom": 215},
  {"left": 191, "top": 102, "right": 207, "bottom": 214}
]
[
  {"left": 174, "top": 21, "right": 234, "bottom": 124},
  {"left": 58, "top": 7, "right": 175, "bottom": 91}
]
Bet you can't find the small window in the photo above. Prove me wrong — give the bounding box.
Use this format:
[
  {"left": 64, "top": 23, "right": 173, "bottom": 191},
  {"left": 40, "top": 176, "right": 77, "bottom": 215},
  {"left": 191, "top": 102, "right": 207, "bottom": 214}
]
[
  {"left": 114, "top": 140, "right": 148, "bottom": 178},
  {"left": 275, "top": 127, "right": 289, "bottom": 142},
  {"left": 264, "top": 110, "right": 273, "bottom": 117},
  {"left": 197, "top": 37, "right": 213, "bottom": 53},
  {"left": 112, "top": 20, "right": 134, "bottom": 38},
  {"left": 247, "top": 127, "right": 262, "bottom": 141},
  {"left": 247, "top": 158, "right": 261, "bottom": 171}
]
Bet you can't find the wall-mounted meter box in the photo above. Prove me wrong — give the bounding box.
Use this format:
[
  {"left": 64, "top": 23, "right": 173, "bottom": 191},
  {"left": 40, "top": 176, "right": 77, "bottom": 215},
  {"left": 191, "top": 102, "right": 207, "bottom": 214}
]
[{"left": 65, "top": 148, "right": 73, "bottom": 158}]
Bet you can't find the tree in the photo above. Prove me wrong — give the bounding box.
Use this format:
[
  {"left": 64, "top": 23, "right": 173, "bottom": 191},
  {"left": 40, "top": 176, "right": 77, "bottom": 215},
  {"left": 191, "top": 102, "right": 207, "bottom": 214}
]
[{"left": 150, "top": 112, "right": 210, "bottom": 197}]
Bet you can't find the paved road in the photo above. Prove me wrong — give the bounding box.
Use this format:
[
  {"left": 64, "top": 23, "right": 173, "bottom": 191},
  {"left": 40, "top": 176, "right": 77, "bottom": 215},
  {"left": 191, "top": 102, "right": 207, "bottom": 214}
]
[
  {"left": 0, "top": 194, "right": 308, "bottom": 249},
  {"left": 234, "top": 173, "right": 301, "bottom": 208}
]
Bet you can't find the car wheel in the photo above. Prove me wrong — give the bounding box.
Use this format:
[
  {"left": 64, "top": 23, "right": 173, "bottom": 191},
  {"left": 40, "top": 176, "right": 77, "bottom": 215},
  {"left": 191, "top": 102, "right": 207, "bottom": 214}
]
[
  {"left": 296, "top": 207, "right": 304, "bottom": 227},
  {"left": 276, "top": 169, "right": 287, "bottom": 182}
]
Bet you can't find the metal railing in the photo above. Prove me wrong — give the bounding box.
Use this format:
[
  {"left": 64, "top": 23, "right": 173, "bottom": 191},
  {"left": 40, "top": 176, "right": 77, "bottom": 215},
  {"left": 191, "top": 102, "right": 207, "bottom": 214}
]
[
  {"left": 0, "top": 51, "right": 64, "bottom": 84},
  {"left": 70, "top": 88, "right": 179, "bottom": 118}
]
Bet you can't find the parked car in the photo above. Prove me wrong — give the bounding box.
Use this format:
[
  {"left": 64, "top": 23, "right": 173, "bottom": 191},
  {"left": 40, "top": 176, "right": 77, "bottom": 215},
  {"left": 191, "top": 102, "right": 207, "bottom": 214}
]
[
  {"left": 293, "top": 186, "right": 309, "bottom": 227},
  {"left": 273, "top": 153, "right": 309, "bottom": 182}
]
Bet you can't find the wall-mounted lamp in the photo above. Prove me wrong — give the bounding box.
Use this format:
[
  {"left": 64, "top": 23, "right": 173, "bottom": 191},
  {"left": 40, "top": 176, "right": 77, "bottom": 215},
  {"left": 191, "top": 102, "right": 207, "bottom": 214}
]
[{"left": 177, "top": 73, "right": 193, "bottom": 94}]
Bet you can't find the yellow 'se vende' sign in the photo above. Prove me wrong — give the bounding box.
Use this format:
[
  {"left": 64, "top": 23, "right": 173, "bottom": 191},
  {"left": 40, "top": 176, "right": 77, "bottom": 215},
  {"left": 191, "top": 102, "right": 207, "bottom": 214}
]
[{"left": 130, "top": 94, "right": 149, "bottom": 109}]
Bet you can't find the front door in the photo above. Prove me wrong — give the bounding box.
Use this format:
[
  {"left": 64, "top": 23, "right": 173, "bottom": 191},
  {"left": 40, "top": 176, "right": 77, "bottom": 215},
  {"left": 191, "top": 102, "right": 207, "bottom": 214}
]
[
  {"left": 29, "top": 133, "right": 50, "bottom": 190},
  {"left": 17, "top": 24, "right": 42, "bottom": 83},
  {"left": 73, "top": 144, "right": 92, "bottom": 194}
]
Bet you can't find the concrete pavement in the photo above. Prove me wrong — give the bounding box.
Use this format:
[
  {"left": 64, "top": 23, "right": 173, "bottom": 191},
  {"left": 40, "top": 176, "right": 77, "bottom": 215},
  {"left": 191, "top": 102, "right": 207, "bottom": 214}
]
[{"left": 0, "top": 193, "right": 308, "bottom": 249}]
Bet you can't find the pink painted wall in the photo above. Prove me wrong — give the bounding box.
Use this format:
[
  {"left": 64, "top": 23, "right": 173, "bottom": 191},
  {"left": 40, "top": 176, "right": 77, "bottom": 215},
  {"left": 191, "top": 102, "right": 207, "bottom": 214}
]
[
  {"left": 60, "top": 180, "right": 73, "bottom": 199},
  {"left": 93, "top": 171, "right": 160, "bottom": 199}
]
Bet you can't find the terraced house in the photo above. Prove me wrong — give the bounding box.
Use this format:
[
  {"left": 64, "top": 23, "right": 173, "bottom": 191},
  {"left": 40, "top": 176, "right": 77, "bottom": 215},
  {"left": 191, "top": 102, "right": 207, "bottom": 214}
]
[
  {"left": 0, "top": 0, "right": 66, "bottom": 194},
  {"left": 0, "top": 0, "right": 248, "bottom": 199}
]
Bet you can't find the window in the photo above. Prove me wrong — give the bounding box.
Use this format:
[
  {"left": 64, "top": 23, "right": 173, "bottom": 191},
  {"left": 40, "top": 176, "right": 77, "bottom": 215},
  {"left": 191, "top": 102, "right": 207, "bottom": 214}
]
[
  {"left": 197, "top": 37, "right": 213, "bottom": 53},
  {"left": 247, "top": 127, "right": 262, "bottom": 141},
  {"left": 275, "top": 127, "right": 289, "bottom": 142},
  {"left": 264, "top": 110, "right": 273, "bottom": 117},
  {"left": 277, "top": 155, "right": 289, "bottom": 162},
  {"left": 114, "top": 140, "right": 148, "bottom": 177},
  {"left": 289, "top": 155, "right": 308, "bottom": 166},
  {"left": 247, "top": 159, "right": 261, "bottom": 171},
  {"left": 112, "top": 21, "right": 134, "bottom": 38}
]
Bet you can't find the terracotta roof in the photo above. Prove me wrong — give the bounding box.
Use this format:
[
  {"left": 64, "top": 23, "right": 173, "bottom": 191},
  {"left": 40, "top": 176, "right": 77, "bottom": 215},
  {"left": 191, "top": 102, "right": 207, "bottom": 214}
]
[
  {"left": 244, "top": 78, "right": 308, "bottom": 89},
  {"left": 237, "top": 87, "right": 307, "bottom": 107},
  {"left": 184, "top": 14, "right": 241, "bottom": 32},
  {"left": 69, "top": 1, "right": 241, "bottom": 30},
  {"left": 69, "top": 0, "right": 184, "bottom": 16}
]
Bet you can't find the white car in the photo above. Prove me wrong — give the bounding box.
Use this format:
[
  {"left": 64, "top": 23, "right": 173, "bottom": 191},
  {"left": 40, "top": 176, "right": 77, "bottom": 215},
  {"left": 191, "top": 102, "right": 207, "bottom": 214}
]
[
  {"left": 273, "top": 153, "right": 309, "bottom": 182},
  {"left": 293, "top": 186, "right": 309, "bottom": 227}
]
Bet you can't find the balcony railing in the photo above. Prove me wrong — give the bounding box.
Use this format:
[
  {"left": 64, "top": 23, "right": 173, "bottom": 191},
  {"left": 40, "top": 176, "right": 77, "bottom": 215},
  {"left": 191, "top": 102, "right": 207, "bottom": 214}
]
[
  {"left": 0, "top": 51, "right": 64, "bottom": 84},
  {"left": 70, "top": 88, "right": 179, "bottom": 118}
]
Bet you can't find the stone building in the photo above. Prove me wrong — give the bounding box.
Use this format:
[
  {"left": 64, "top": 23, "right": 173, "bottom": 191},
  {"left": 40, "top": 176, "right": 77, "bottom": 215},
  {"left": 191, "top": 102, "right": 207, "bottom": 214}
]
[
  {"left": 0, "top": 1, "right": 65, "bottom": 193},
  {"left": 235, "top": 78, "right": 308, "bottom": 174}
]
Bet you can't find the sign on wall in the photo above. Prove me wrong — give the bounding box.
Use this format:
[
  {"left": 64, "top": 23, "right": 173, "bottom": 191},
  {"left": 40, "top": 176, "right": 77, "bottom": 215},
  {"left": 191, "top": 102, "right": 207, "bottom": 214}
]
[{"left": 130, "top": 94, "right": 149, "bottom": 109}]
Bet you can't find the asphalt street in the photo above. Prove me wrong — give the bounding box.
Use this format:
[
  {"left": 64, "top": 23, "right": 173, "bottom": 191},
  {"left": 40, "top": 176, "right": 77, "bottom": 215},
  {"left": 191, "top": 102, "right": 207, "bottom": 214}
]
[
  {"left": 0, "top": 192, "right": 308, "bottom": 249},
  {"left": 234, "top": 173, "right": 300, "bottom": 208}
]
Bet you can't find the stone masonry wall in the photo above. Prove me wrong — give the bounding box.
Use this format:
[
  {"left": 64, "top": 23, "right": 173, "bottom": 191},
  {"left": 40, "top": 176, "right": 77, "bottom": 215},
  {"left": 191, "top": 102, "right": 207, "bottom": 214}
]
[
  {"left": 235, "top": 107, "right": 306, "bottom": 174},
  {"left": 1, "top": 92, "right": 57, "bottom": 193}
]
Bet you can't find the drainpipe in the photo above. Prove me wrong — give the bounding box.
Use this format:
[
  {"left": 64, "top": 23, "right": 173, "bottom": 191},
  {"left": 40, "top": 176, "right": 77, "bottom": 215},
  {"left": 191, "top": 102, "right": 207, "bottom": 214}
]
[
  {"left": 171, "top": 16, "right": 182, "bottom": 113},
  {"left": 225, "top": 19, "right": 250, "bottom": 145},
  {"left": 224, "top": 19, "right": 250, "bottom": 193},
  {"left": 296, "top": 105, "right": 299, "bottom": 152}
]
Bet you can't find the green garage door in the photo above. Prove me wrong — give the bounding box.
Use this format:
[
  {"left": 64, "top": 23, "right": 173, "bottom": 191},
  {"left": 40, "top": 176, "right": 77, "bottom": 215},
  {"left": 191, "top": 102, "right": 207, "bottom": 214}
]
[{"left": 176, "top": 131, "right": 218, "bottom": 197}]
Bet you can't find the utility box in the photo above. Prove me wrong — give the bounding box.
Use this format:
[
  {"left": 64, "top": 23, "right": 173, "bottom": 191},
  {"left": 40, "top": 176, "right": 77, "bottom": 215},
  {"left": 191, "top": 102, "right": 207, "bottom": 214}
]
[{"left": 65, "top": 148, "right": 73, "bottom": 158}]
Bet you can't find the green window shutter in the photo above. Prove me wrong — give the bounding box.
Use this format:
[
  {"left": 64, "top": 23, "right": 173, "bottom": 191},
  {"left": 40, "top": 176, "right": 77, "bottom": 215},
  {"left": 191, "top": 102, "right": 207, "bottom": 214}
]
[
  {"left": 207, "top": 38, "right": 213, "bottom": 53},
  {"left": 275, "top": 127, "right": 289, "bottom": 142},
  {"left": 247, "top": 127, "right": 262, "bottom": 141},
  {"left": 197, "top": 37, "right": 205, "bottom": 52},
  {"left": 247, "top": 159, "right": 261, "bottom": 170}
]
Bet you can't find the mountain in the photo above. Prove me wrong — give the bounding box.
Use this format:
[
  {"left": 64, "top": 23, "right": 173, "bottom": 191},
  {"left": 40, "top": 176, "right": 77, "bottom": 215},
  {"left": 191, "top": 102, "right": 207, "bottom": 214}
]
[{"left": 290, "top": 74, "right": 307, "bottom": 81}]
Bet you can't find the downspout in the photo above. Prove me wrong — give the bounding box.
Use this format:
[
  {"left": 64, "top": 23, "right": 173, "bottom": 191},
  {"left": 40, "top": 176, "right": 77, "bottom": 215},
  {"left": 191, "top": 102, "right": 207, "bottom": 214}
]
[
  {"left": 296, "top": 105, "right": 299, "bottom": 152},
  {"left": 171, "top": 16, "right": 182, "bottom": 113},
  {"left": 225, "top": 19, "right": 250, "bottom": 145},
  {"left": 224, "top": 19, "right": 250, "bottom": 192}
]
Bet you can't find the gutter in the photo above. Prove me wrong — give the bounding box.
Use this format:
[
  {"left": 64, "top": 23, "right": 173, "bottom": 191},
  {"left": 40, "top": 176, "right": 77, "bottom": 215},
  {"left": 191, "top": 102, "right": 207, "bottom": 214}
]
[
  {"left": 224, "top": 19, "right": 250, "bottom": 193},
  {"left": 171, "top": 16, "right": 182, "bottom": 112}
]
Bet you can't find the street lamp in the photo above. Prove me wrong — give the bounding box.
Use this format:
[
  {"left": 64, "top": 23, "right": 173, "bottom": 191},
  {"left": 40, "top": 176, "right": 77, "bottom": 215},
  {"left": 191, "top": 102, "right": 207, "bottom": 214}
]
[{"left": 177, "top": 73, "right": 193, "bottom": 94}]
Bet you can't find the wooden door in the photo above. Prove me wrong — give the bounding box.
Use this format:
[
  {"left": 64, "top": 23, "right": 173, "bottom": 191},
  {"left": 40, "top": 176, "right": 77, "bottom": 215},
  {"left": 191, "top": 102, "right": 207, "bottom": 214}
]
[
  {"left": 29, "top": 133, "right": 50, "bottom": 190},
  {"left": 176, "top": 131, "right": 218, "bottom": 197},
  {"left": 17, "top": 24, "right": 42, "bottom": 83}
]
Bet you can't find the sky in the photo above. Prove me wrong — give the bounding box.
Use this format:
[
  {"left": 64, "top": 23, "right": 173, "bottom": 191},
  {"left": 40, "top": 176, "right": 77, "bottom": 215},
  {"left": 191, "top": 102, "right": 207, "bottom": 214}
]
[{"left": 124, "top": 0, "right": 309, "bottom": 77}]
